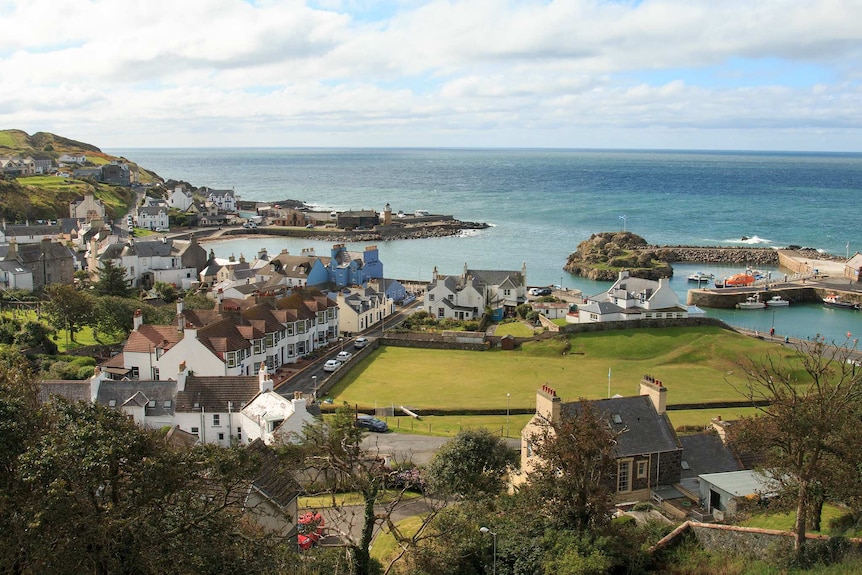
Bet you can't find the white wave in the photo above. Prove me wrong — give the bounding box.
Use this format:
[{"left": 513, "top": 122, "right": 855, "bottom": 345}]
[{"left": 723, "top": 235, "right": 772, "bottom": 245}]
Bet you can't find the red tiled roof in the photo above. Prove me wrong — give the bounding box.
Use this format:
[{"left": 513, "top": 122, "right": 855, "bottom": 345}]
[{"left": 125, "top": 325, "right": 182, "bottom": 353}]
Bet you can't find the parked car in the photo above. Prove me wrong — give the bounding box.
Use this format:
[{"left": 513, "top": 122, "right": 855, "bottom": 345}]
[
  {"left": 354, "top": 337, "right": 369, "bottom": 349},
  {"left": 354, "top": 414, "right": 388, "bottom": 433},
  {"left": 536, "top": 288, "right": 552, "bottom": 296},
  {"left": 336, "top": 351, "right": 352, "bottom": 362},
  {"left": 323, "top": 359, "right": 341, "bottom": 372}
]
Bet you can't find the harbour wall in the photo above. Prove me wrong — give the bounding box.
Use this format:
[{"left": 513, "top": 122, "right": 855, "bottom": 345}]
[
  {"left": 687, "top": 287, "right": 862, "bottom": 309},
  {"left": 646, "top": 246, "right": 780, "bottom": 266}
]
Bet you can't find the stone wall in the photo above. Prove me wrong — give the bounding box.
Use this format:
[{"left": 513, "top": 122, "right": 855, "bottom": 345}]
[
  {"left": 381, "top": 332, "right": 489, "bottom": 351},
  {"left": 645, "top": 246, "right": 780, "bottom": 266},
  {"left": 652, "top": 522, "right": 862, "bottom": 560}
]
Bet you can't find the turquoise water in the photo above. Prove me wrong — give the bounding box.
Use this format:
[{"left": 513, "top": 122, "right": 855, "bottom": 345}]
[{"left": 112, "top": 148, "right": 862, "bottom": 343}]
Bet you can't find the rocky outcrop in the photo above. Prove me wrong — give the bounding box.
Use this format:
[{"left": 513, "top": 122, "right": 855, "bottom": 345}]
[{"left": 563, "top": 232, "right": 674, "bottom": 280}]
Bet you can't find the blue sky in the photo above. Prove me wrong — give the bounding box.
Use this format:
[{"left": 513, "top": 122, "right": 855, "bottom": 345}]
[{"left": 1, "top": 0, "right": 860, "bottom": 151}]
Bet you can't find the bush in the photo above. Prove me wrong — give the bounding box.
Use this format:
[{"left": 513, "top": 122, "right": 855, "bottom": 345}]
[{"left": 632, "top": 501, "right": 654, "bottom": 512}]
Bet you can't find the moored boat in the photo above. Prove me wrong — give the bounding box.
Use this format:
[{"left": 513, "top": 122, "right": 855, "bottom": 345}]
[
  {"left": 765, "top": 295, "right": 790, "bottom": 307},
  {"left": 737, "top": 295, "right": 766, "bottom": 310},
  {"left": 688, "top": 272, "right": 715, "bottom": 282},
  {"left": 823, "top": 294, "right": 861, "bottom": 310},
  {"left": 725, "top": 273, "right": 756, "bottom": 287}
]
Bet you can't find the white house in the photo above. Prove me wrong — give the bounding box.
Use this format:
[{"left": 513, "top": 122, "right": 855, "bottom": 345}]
[
  {"left": 203, "top": 187, "right": 238, "bottom": 212},
  {"left": 573, "top": 270, "right": 688, "bottom": 323},
  {"left": 114, "top": 292, "right": 340, "bottom": 382},
  {"left": 240, "top": 389, "right": 316, "bottom": 445},
  {"left": 334, "top": 285, "right": 394, "bottom": 334},
  {"left": 136, "top": 205, "right": 170, "bottom": 230},
  {"left": 424, "top": 263, "right": 527, "bottom": 321},
  {"left": 167, "top": 185, "right": 194, "bottom": 211},
  {"left": 531, "top": 301, "right": 569, "bottom": 319}
]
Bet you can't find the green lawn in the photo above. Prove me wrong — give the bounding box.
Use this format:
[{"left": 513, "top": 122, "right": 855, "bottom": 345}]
[
  {"left": 329, "top": 326, "right": 788, "bottom": 412},
  {"left": 1, "top": 309, "right": 122, "bottom": 352},
  {"left": 667, "top": 407, "right": 762, "bottom": 431},
  {"left": 299, "top": 490, "right": 420, "bottom": 509},
  {"left": 494, "top": 321, "right": 540, "bottom": 337},
  {"left": 742, "top": 504, "right": 862, "bottom": 538},
  {"left": 371, "top": 515, "right": 426, "bottom": 565}
]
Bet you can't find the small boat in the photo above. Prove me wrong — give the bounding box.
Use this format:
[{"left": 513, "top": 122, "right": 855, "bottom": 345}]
[
  {"left": 737, "top": 296, "right": 766, "bottom": 310},
  {"left": 688, "top": 272, "right": 715, "bottom": 282},
  {"left": 823, "top": 294, "right": 861, "bottom": 310},
  {"left": 765, "top": 295, "right": 790, "bottom": 307}
]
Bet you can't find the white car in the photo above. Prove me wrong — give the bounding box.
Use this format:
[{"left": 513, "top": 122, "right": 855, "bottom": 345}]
[
  {"left": 323, "top": 359, "right": 341, "bottom": 372},
  {"left": 354, "top": 337, "right": 369, "bottom": 349},
  {"left": 336, "top": 351, "right": 352, "bottom": 362}
]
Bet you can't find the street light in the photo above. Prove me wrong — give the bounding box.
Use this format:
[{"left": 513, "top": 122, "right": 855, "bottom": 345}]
[
  {"left": 506, "top": 393, "right": 511, "bottom": 438},
  {"left": 312, "top": 375, "right": 318, "bottom": 400},
  {"left": 479, "top": 527, "right": 497, "bottom": 575}
]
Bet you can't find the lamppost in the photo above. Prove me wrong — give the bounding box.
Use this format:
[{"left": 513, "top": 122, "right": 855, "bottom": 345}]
[
  {"left": 312, "top": 375, "right": 318, "bottom": 400},
  {"left": 339, "top": 337, "right": 344, "bottom": 352},
  {"left": 506, "top": 393, "right": 511, "bottom": 438},
  {"left": 479, "top": 527, "right": 497, "bottom": 575}
]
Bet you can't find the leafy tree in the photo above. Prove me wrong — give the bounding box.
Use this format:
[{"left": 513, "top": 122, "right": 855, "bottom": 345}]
[
  {"left": 94, "top": 259, "right": 131, "bottom": 298},
  {"left": 0, "top": 363, "right": 298, "bottom": 574},
  {"left": 93, "top": 296, "right": 143, "bottom": 337},
  {"left": 525, "top": 399, "right": 623, "bottom": 532},
  {"left": 153, "top": 281, "right": 179, "bottom": 303},
  {"left": 182, "top": 291, "right": 216, "bottom": 310},
  {"left": 41, "top": 284, "right": 94, "bottom": 343},
  {"left": 733, "top": 338, "right": 862, "bottom": 552},
  {"left": 15, "top": 319, "right": 55, "bottom": 349},
  {"left": 425, "top": 429, "right": 516, "bottom": 499}
]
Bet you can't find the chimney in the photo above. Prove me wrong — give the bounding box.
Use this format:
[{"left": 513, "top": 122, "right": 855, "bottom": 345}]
[
  {"left": 216, "top": 289, "right": 224, "bottom": 313},
  {"left": 133, "top": 308, "right": 143, "bottom": 331},
  {"left": 90, "top": 366, "right": 109, "bottom": 403},
  {"left": 536, "top": 385, "right": 561, "bottom": 424},
  {"left": 176, "top": 298, "right": 184, "bottom": 315},
  {"left": 639, "top": 375, "right": 667, "bottom": 415},
  {"left": 258, "top": 363, "right": 273, "bottom": 393},
  {"left": 177, "top": 361, "right": 188, "bottom": 392},
  {"left": 177, "top": 313, "right": 185, "bottom": 333}
]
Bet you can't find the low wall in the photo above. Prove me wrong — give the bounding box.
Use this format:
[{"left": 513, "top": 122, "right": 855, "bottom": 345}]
[
  {"left": 652, "top": 521, "right": 862, "bottom": 560},
  {"left": 559, "top": 317, "right": 731, "bottom": 335},
  {"left": 381, "top": 332, "right": 489, "bottom": 351},
  {"left": 646, "top": 247, "right": 780, "bottom": 266}
]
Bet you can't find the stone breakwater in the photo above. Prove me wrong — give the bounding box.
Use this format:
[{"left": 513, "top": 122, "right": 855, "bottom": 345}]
[{"left": 643, "top": 246, "right": 781, "bottom": 266}]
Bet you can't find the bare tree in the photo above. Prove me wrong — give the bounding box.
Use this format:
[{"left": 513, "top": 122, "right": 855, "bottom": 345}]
[{"left": 733, "top": 337, "right": 862, "bottom": 551}]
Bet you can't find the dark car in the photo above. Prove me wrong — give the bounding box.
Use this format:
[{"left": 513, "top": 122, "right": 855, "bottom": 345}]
[
  {"left": 354, "top": 414, "right": 388, "bottom": 432},
  {"left": 537, "top": 287, "right": 553, "bottom": 296}
]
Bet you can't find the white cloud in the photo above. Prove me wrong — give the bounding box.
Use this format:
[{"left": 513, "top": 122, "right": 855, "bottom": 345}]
[{"left": 2, "top": 0, "right": 861, "bottom": 150}]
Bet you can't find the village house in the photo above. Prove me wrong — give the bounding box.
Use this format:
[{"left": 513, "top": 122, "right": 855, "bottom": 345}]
[
  {"left": 519, "top": 377, "right": 683, "bottom": 502},
  {"left": 0, "top": 238, "right": 76, "bottom": 291},
  {"left": 327, "top": 244, "right": 384, "bottom": 288},
  {"left": 69, "top": 192, "right": 107, "bottom": 221},
  {"left": 425, "top": 262, "right": 528, "bottom": 321},
  {"left": 573, "top": 270, "right": 688, "bottom": 323},
  {"left": 91, "top": 236, "right": 208, "bottom": 290},
  {"left": 845, "top": 252, "right": 862, "bottom": 282},
  {"left": 167, "top": 185, "right": 195, "bottom": 211},
  {"left": 136, "top": 204, "right": 170, "bottom": 231},
  {"left": 202, "top": 187, "right": 239, "bottom": 212},
  {"left": 333, "top": 285, "right": 394, "bottom": 334},
  {"left": 0, "top": 156, "right": 37, "bottom": 176},
  {"left": 336, "top": 209, "right": 379, "bottom": 230}
]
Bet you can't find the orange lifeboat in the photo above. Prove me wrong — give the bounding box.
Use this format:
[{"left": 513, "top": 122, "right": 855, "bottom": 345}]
[{"left": 724, "top": 273, "right": 756, "bottom": 287}]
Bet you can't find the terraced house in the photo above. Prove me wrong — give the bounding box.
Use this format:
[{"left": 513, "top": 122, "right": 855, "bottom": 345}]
[{"left": 104, "top": 290, "right": 340, "bottom": 381}]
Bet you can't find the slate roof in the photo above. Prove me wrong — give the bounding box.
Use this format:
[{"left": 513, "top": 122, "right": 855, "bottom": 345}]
[
  {"left": 247, "top": 438, "right": 301, "bottom": 509},
  {"left": 96, "top": 379, "right": 178, "bottom": 416},
  {"left": 38, "top": 380, "right": 91, "bottom": 404},
  {"left": 563, "top": 395, "right": 681, "bottom": 457},
  {"left": 175, "top": 375, "right": 260, "bottom": 413},
  {"left": 124, "top": 239, "right": 175, "bottom": 258},
  {"left": 467, "top": 268, "right": 525, "bottom": 288},
  {"left": 679, "top": 433, "right": 743, "bottom": 479}
]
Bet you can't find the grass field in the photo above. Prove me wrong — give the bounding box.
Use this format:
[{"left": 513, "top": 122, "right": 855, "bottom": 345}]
[
  {"left": 742, "top": 504, "right": 862, "bottom": 538},
  {"left": 299, "top": 490, "right": 420, "bottom": 509},
  {"left": 493, "top": 321, "right": 540, "bottom": 337},
  {"left": 371, "top": 515, "right": 425, "bottom": 565},
  {"left": 329, "top": 326, "right": 790, "bottom": 412},
  {"left": 0, "top": 309, "right": 122, "bottom": 352}
]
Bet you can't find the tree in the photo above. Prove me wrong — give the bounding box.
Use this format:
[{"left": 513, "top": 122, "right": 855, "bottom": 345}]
[
  {"left": 94, "top": 260, "right": 131, "bottom": 298},
  {"left": 525, "top": 399, "right": 624, "bottom": 532},
  {"left": 41, "top": 283, "right": 93, "bottom": 343},
  {"left": 425, "top": 429, "right": 516, "bottom": 499},
  {"left": 301, "top": 404, "right": 447, "bottom": 575},
  {"left": 733, "top": 338, "right": 862, "bottom": 552},
  {"left": 153, "top": 281, "right": 178, "bottom": 303}
]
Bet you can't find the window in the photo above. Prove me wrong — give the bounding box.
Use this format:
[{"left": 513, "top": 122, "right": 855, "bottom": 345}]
[
  {"left": 227, "top": 352, "right": 237, "bottom": 368},
  {"left": 218, "top": 433, "right": 225, "bottom": 441},
  {"left": 438, "top": 308, "right": 445, "bottom": 318},
  {"left": 447, "top": 294, "right": 454, "bottom": 302},
  {"left": 148, "top": 400, "right": 156, "bottom": 408},
  {"left": 191, "top": 426, "right": 199, "bottom": 436},
  {"left": 254, "top": 339, "right": 264, "bottom": 354},
  {"left": 151, "top": 367, "right": 159, "bottom": 380},
  {"left": 429, "top": 294, "right": 434, "bottom": 301},
  {"left": 213, "top": 414, "right": 220, "bottom": 426},
  {"left": 637, "top": 460, "right": 647, "bottom": 479},
  {"left": 617, "top": 460, "right": 632, "bottom": 492},
  {"left": 164, "top": 400, "right": 172, "bottom": 408},
  {"left": 130, "top": 367, "right": 139, "bottom": 379},
  {"left": 108, "top": 399, "right": 117, "bottom": 407}
]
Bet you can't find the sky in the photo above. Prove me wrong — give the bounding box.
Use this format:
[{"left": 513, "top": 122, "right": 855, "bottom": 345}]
[{"left": 2, "top": 0, "right": 861, "bottom": 151}]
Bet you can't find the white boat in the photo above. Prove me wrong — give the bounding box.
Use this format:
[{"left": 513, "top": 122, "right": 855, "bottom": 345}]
[
  {"left": 765, "top": 295, "right": 790, "bottom": 307},
  {"left": 737, "top": 296, "right": 766, "bottom": 310},
  {"left": 687, "top": 272, "right": 715, "bottom": 282}
]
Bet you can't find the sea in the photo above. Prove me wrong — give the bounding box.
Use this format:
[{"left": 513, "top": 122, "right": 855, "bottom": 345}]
[{"left": 109, "top": 148, "right": 862, "bottom": 344}]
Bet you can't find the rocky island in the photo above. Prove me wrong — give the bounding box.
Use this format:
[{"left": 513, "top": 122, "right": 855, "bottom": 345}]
[{"left": 564, "top": 232, "right": 674, "bottom": 281}]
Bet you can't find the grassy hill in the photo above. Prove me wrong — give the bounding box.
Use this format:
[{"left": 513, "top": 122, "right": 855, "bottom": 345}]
[{"left": 0, "top": 129, "right": 161, "bottom": 222}]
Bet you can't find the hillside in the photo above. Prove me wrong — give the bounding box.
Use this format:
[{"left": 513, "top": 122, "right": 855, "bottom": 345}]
[{"left": 0, "top": 129, "right": 161, "bottom": 222}]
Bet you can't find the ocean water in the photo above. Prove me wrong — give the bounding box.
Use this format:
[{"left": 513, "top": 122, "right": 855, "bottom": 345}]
[{"left": 111, "top": 148, "right": 862, "bottom": 343}]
